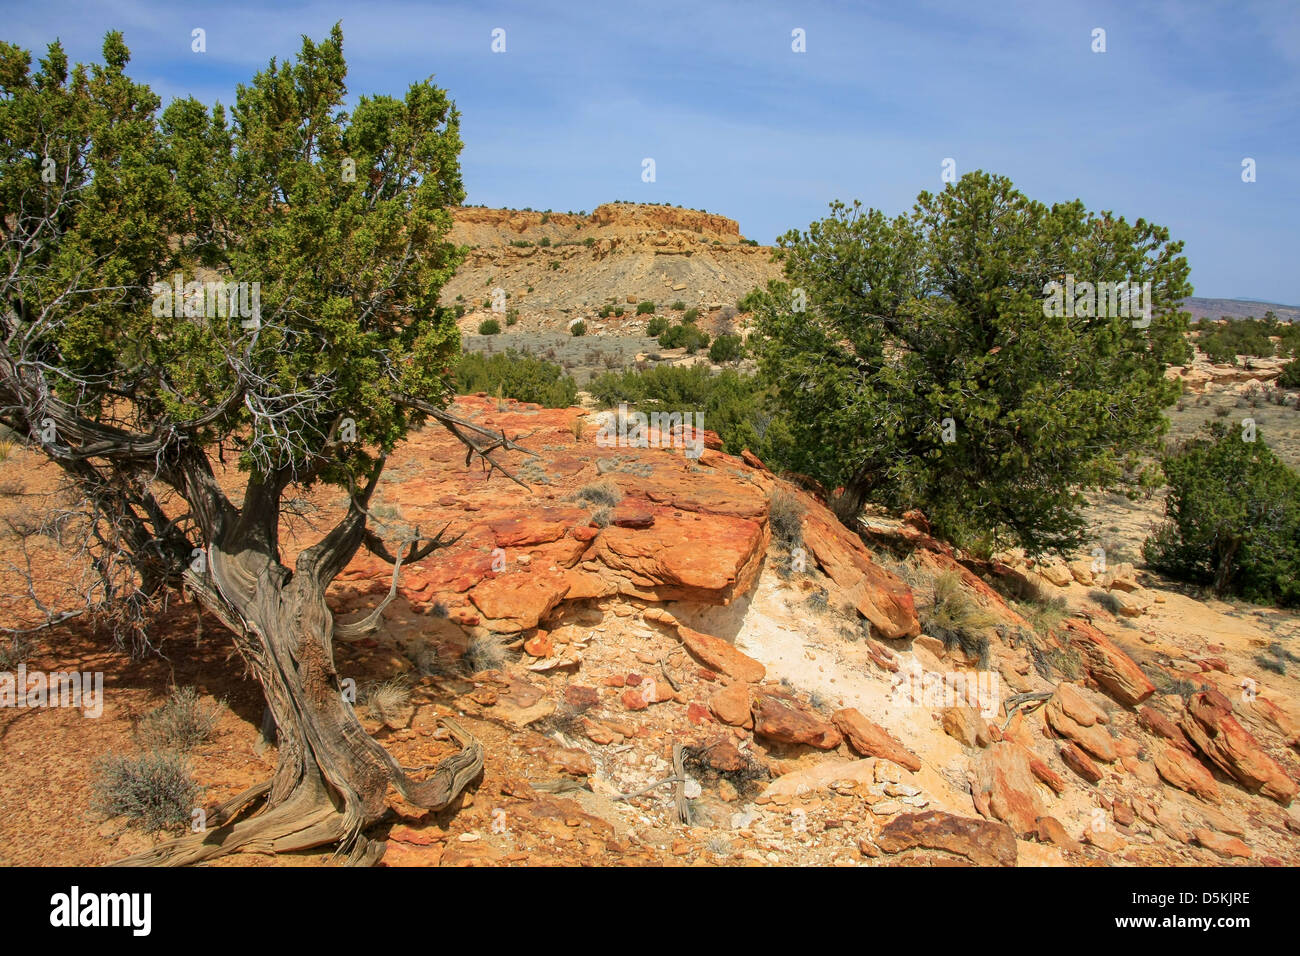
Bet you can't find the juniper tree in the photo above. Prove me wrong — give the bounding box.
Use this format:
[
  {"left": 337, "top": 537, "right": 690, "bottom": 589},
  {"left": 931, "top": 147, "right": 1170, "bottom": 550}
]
[
  {"left": 1143, "top": 422, "right": 1300, "bottom": 605},
  {"left": 752, "top": 172, "right": 1192, "bottom": 555},
  {"left": 0, "top": 27, "right": 531, "bottom": 864}
]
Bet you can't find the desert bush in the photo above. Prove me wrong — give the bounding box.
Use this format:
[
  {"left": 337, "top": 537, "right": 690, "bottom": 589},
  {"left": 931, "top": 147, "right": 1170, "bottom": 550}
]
[
  {"left": 1042, "top": 642, "right": 1084, "bottom": 681},
  {"left": 768, "top": 486, "right": 805, "bottom": 548},
  {"left": 682, "top": 308, "right": 700, "bottom": 323},
  {"left": 478, "top": 318, "right": 501, "bottom": 335},
  {"left": 636, "top": 301, "right": 656, "bottom": 315},
  {"left": 1144, "top": 666, "right": 1201, "bottom": 700},
  {"left": 1018, "top": 593, "right": 1068, "bottom": 638},
  {"left": 1195, "top": 316, "right": 1284, "bottom": 365},
  {"left": 586, "top": 364, "right": 777, "bottom": 458},
  {"left": 463, "top": 635, "right": 506, "bottom": 674},
  {"left": 1278, "top": 358, "right": 1300, "bottom": 389},
  {"left": 1256, "top": 652, "right": 1286, "bottom": 675},
  {"left": 671, "top": 300, "right": 686, "bottom": 311},
  {"left": 598, "top": 304, "right": 613, "bottom": 318},
  {"left": 575, "top": 480, "right": 622, "bottom": 507},
  {"left": 657, "top": 322, "right": 710, "bottom": 353},
  {"left": 645, "top": 316, "right": 669, "bottom": 337},
  {"left": 136, "top": 686, "right": 221, "bottom": 752},
  {"left": 923, "top": 571, "right": 998, "bottom": 666},
  {"left": 1143, "top": 421, "right": 1300, "bottom": 605},
  {"left": 709, "top": 334, "right": 745, "bottom": 364},
  {"left": 1200, "top": 337, "right": 1238, "bottom": 365},
  {"left": 518, "top": 458, "right": 551, "bottom": 485},
  {"left": 590, "top": 505, "right": 613, "bottom": 528},
  {"left": 454, "top": 351, "right": 578, "bottom": 408},
  {"left": 505, "top": 308, "right": 519, "bottom": 326},
  {"left": 362, "top": 678, "right": 411, "bottom": 725},
  {"left": 1255, "top": 642, "right": 1299, "bottom": 675},
  {"left": 91, "top": 751, "right": 203, "bottom": 833},
  {"left": 570, "top": 320, "right": 587, "bottom": 337}
]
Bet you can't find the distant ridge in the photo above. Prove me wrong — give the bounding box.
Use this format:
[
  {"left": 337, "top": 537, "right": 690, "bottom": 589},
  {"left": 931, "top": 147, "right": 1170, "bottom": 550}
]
[{"left": 1180, "top": 297, "right": 1300, "bottom": 322}]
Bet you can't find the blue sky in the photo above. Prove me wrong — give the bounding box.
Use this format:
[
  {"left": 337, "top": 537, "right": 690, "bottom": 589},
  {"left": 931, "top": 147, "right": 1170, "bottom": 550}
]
[{"left": 3, "top": 0, "right": 1298, "bottom": 302}]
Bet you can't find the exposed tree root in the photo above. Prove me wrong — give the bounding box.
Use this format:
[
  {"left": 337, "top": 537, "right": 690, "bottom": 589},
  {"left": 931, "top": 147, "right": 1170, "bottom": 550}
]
[{"left": 111, "top": 719, "right": 483, "bottom": 867}]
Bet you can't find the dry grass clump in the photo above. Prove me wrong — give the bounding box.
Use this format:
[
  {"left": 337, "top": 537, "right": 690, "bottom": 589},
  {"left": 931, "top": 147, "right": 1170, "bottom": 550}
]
[
  {"left": 136, "top": 686, "right": 222, "bottom": 752},
  {"left": 923, "top": 570, "right": 998, "bottom": 666}
]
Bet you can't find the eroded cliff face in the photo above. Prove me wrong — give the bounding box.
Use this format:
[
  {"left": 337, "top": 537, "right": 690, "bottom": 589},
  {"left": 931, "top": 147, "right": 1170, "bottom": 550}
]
[
  {"left": 450, "top": 203, "right": 742, "bottom": 246},
  {"left": 441, "top": 203, "right": 781, "bottom": 327}
]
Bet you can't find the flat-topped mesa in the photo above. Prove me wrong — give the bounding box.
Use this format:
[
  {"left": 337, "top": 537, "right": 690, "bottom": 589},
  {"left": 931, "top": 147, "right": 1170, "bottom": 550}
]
[
  {"left": 449, "top": 202, "right": 744, "bottom": 247},
  {"left": 588, "top": 203, "right": 740, "bottom": 239}
]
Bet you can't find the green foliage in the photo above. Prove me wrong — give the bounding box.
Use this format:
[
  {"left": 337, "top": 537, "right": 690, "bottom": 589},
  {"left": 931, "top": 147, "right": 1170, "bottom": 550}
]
[
  {"left": 657, "top": 322, "right": 710, "bottom": 353},
  {"left": 1143, "top": 422, "right": 1300, "bottom": 606},
  {"left": 752, "top": 172, "right": 1192, "bottom": 554},
  {"left": 709, "top": 334, "right": 745, "bottom": 364},
  {"left": 645, "top": 316, "right": 669, "bottom": 337},
  {"left": 671, "top": 300, "right": 686, "bottom": 311},
  {"left": 1278, "top": 358, "right": 1300, "bottom": 388},
  {"left": 549, "top": 260, "right": 560, "bottom": 271},
  {"left": 737, "top": 288, "right": 765, "bottom": 313},
  {"left": 0, "top": 25, "right": 466, "bottom": 490},
  {"left": 586, "top": 365, "right": 775, "bottom": 457},
  {"left": 477, "top": 318, "right": 501, "bottom": 335},
  {"left": 636, "top": 301, "right": 656, "bottom": 315},
  {"left": 598, "top": 304, "right": 614, "bottom": 318},
  {"left": 570, "top": 320, "right": 587, "bottom": 337},
  {"left": 454, "top": 351, "right": 577, "bottom": 408},
  {"left": 682, "top": 308, "right": 700, "bottom": 323},
  {"left": 537, "top": 236, "right": 550, "bottom": 247},
  {"left": 1193, "top": 315, "right": 1296, "bottom": 365},
  {"left": 505, "top": 308, "right": 519, "bottom": 327}
]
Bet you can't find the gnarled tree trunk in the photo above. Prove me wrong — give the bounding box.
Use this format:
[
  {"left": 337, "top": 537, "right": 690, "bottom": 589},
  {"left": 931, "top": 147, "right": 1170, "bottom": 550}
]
[{"left": 116, "top": 469, "right": 482, "bottom": 867}]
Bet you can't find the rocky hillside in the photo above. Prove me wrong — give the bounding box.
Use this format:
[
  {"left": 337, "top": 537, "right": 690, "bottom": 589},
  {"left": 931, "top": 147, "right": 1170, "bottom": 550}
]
[
  {"left": 440, "top": 203, "right": 782, "bottom": 334},
  {"left": 1181, "top": 297, "right": 1300, "bottom": 323},
  {"left": 3, "top": 392, "right": 1296, "bottom": 867}
]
